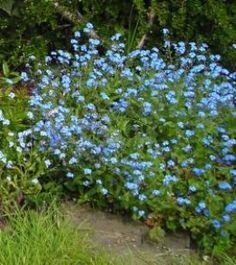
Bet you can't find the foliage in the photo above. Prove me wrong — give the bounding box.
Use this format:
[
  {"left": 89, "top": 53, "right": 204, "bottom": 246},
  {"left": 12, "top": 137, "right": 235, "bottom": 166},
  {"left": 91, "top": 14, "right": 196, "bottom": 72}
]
[
  {"left": 148, "top": 226, "right": 166, "bottom": 243},
  {"left": 0, "top": 61, "right": 21, "bottom": 88},
  {"left": 0, "top": 80, "right": 48, "bottom": 212},
  {"left": 10, "top": 25, "right": 234, "bottom": 255},
  {"left": 0, "top": 205, "right": 124, "bottom": 265},
  {"left": 0, "top": 0, "right": 71, "bottom": 66},
  {"left": 0, "top": 0, "right": 235, "bottom": 68}
]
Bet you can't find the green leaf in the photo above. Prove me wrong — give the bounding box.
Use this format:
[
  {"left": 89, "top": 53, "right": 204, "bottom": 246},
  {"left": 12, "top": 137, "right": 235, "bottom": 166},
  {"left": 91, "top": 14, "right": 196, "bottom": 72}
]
[
  {"left": 163, "top": 121, "right": 175, "bottom": 128},
  {"left": 11, "top": 76, "right": 21, "bottom": 84},
  {"left": 2, "top": 61, "right": 10, "bottom": 77},
  {"left": 0, "top": 0, "right": 14, "bottom": 16}
]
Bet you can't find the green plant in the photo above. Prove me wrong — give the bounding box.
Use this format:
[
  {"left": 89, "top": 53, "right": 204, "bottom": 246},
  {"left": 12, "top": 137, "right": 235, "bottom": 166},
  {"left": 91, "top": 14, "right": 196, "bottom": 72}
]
[
  {"left": 0, "top": 86, "right": 49, "bottom": 213},
  {"left": 0, "top": 23, "right": 235, "bottom": 255},
  {"left": 0, "top": 205, "right": 124, "bottom": 265},
  {"left": 20, "top": 26, "right": 236, "bottom": 255},
  {"left": 148, "top": 226, "right": 166, "bottom": 243},
  {"left": 219, "top": 254, "right": 236, "bottom": 265},
  {"left": 0, "top": 1, "right": 235, "bottom": 68},
  {"left": 0, "top": 61, "right": 21, "bottom": 88}
]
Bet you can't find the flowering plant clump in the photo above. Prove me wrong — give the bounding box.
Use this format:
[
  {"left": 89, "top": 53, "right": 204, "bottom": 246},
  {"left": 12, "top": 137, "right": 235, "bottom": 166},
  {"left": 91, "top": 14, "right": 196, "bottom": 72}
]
[
  {"left": 0, "top": 88, "right": 48, "bottom": 211},
  {"left": 17, "top": 24, "right": 236, "bottom": 252}
]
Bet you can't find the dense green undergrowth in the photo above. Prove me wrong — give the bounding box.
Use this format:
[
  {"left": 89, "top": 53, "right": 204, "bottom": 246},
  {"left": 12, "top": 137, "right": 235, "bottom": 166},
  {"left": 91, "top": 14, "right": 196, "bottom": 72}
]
[{"left": 0, "top": 0, "right": 235, "bottom": 69}]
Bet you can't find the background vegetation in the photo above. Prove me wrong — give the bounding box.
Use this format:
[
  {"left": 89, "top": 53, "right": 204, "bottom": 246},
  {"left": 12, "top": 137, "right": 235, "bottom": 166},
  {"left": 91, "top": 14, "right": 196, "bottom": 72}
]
[{"left": 0, "top": 0, "right": 235, "bottom": 69}]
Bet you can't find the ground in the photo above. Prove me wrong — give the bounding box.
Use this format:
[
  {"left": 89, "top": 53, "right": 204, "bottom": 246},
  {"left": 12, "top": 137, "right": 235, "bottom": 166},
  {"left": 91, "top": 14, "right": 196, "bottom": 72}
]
[{"left": 63, "top": 203, "right": 202, "bottom": 265}]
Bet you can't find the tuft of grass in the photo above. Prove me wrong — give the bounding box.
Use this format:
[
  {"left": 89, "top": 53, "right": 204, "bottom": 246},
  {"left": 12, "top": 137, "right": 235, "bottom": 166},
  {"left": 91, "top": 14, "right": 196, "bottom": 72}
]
[
  {"left": 0, "top": 205, "right": 123, "bottom": 265},
  {"left": 219, "top": 254, "right": 236, "bottom": 265}
]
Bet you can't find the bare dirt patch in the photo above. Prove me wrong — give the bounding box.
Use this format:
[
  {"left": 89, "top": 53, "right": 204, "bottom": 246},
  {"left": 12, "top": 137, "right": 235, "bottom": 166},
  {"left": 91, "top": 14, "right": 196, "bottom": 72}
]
[{"left": 63, "top": 203, "right": 198, "bottom": 265}]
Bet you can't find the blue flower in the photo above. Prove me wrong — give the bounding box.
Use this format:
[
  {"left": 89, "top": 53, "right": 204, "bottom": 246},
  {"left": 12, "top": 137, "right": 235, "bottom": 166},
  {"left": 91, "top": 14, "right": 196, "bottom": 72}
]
[
  {"left": 152, "top": 190, "right": 161, "bottom": 196},
  {"left": 21, "top": 72, "right": 29, "bottom": 81},
  {"left": 130, "top": 153, "right": 139, "bottom": 160},
  {"left": 203, "top": 209, "right": 210, "bottom": 217},
  {"left": 212, "top": 219, "right": 221, "bottom": 229},
  {"left": 182, "top": 144, "right": 192, "bottom": 152},
  {"left": 84, "top": 168, "right": 92, "bottom": 175},
  {"left": 192, "top": 168, "right": 205, "bottom": 176},
  {"left": 125, "top": 182, "right": 138, "bottom": 190},
  {"left": 189, "top": 185, "right": 197, "bottom": 193},
  {"left": 198, "top": 201, "right": 206, "bottom": 210},
  {"left": 185, "top": 130, "right": 195, "bottom": 137},
  {"left": 96, "top": 179, "right": 102, "bottom": 185},
  {"left": 66, "top": 172, "right": 74, "bottom": 178},
  {"left": 69, "top": 157, "right": 77, "bottom": 165},
  {"left": 162, "top": 28, "right": 169, "bottom": 35},
  {"left": 224, "top": 154, "right": 236, "bottom": 163},
  {"left": 167, "top": 160, "right": 175, "bottom": 167},
  {"left": 166, "top": 91, "right": 177, "bottom": 104},
  {"left": 230, "top": 169, "right": 236, "bottom": 176},
  {"left": 45, "top": 159, "right": 51, "bottom": 168},
  {"left": 143, "top": 102, "right": 152, "bottom": 116},
  {"left": 225, "top": 200, "right": 236, "bottom": 213},
  {"left": 110, "top": 157, "right": 117, "bottom": 164},
  {"left": 138, "top": 210, "right": 145, "bottom": 218},
  {"left": 74, "top": 31, "right": 81, "bottom": 38},
  {"left": 222, "top": 215, "right": 230, "bottom": 223},
  {"left": 100, "top": 92, "right": 109, "bottom": 100},
  {"left": 101, "top": 188, "right": 108, "bottom": 195},
  {"left": 163, "top": 175, "right": 178, "bottom": 186},
  {"left": 83, "top": 23, "right": 94, "bottom": 33},
  {"left": 176, "top": 197, "right": 191, "bottom": 206},
  {"left": 138, "top": 194, "right": 147, "bottom": 201},
  {"left": 89, "top": 38, "right": 100, "bottom": 46},
  {"left": 218, "top": 181, "right": 232, "bottom": 191},
  {"left": 111, "top": 33, "right": 122, "bottom": 41},
  {"left": 177, "top": 122, "right": 184, "bottom": 128},
  {"left": 83, "top": 180, "right": 90, "bottom": 187}
]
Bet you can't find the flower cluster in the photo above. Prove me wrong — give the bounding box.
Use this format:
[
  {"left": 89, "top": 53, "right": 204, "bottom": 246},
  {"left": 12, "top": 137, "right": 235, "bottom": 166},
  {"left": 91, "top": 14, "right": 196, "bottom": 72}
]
[{"left": 17, "top": 25, "right": 236, "bottom": 251}]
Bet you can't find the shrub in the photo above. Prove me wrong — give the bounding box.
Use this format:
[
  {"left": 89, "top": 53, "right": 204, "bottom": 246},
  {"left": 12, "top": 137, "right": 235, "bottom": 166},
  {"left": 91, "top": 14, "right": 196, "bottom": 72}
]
[
  {"left": 16, "top": 25, "right": 236, "bottom": 254},
  {"left": 0, "top": 1, "right": 235, "bottom": 69},
  {"left": 0, "top": 0, "right": 72, "bottom": 67}
]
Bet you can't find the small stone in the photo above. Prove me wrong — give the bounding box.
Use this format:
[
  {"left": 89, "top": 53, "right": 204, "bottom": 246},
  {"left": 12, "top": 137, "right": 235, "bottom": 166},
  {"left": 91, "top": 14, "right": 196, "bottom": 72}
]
[{"left": 203, "top": 255, "right": 209, "bottom": 261}]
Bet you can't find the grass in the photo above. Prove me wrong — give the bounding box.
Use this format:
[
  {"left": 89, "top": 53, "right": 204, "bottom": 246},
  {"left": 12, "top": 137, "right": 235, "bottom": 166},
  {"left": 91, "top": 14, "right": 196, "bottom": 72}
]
[
  {"left": 0, "top": 205, "right": 123, "bottom": 265},
  {"left": 218, "top": 255, "right": 236, "bottom": 265},
  {"left": 0, "top": 204, "right": 235, "bottom": 265}
]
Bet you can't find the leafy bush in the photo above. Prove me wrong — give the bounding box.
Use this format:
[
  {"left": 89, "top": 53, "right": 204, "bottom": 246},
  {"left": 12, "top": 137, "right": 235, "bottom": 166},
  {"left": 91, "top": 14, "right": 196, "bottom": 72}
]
[
  {"left": 0, "top": 1, "right": 235, "bottom": 68},
  {"left": 14, "top": 25, "right": 235, "bottom": 254},
  {"left": 0, "top": 0, "right": 72, "bottom": 66}
]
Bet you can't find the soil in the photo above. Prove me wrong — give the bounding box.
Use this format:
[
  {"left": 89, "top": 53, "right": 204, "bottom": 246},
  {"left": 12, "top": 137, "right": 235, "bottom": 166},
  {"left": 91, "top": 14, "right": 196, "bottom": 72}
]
[{"left": 63, "top": 203, "right": 198, "bottom": 265}]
